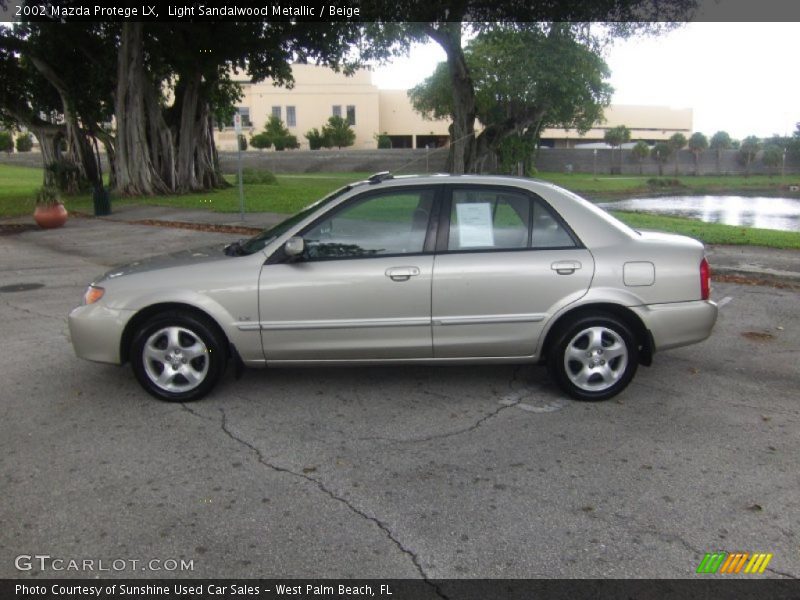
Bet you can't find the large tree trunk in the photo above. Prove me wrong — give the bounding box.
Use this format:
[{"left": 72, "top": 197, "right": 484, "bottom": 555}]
[
  {"left": 115, "top": 23, "right": 225, "bottom": 196},
  {"left": 427, "top": 23, "right": 477, "bottom": 174},
  {"left": 114, "top": 22, "right": 173, "bottom": 196},
  {"left": 3, "top": 105, "right": 64, "bottom": 187},
  {"left": 173, "top": 72, "right": 226, "bottom": 192},
  {"left": 29, "top": 56, "right": 100, "bottom": 192},
  {"left": 32, "top": 127, "right": 61, "bottom": 187}
]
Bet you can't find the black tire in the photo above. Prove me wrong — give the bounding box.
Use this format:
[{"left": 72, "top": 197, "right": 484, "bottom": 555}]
[
  {"left": 547, "top": 313, "right": 639, "bottom": 401},
  {"left": 130, "top": 310, "right": 228, "bottom": 402}
]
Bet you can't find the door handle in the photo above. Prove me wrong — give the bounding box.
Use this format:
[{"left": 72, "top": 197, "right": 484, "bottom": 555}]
[
  {"left": 551, "top": 260, "right": 581, "bottom": 275},
  {"left": 385, "top": 266, "right": 420, "bottom": 282}
]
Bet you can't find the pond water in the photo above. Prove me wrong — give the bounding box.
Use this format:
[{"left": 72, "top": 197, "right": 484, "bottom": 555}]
[{"left": 599, "top": 196, "right": 800, "bottom": 232}]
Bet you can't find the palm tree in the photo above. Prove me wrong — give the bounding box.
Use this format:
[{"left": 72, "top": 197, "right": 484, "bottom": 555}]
[
  {"left": 631, "top": 141, "right": 649, "bottom": 175},
  {"left": 669, "top": 133, "right": 687, "bottom": 176},
  {"left": 709, "top": 131, "right": 732, "bottom": 175},
  {"left": 604, "top": 125, "right": 631, "bottom": 174},
  {"left": 737, "top": 136, "right": 762, "bottom": 177},
  {"left": 687, "top": 132, "right": 708, "bottom": 176},
  {"left": 651, "top": 142, "right": 672, "bottom": 177}
]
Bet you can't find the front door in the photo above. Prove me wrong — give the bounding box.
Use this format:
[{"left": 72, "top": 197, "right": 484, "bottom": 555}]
[{"left": 259, "top": 186, "right": 439, "bottom": 361}]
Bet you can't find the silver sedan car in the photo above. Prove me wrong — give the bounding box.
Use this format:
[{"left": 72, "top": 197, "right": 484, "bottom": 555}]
[{"left": 69, "top": 173, "right": 717, "bottom": 402}]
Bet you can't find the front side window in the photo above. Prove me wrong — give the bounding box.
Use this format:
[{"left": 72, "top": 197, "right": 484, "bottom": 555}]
[
  {"left": 286, "top": 106, "right": 296, "bottom": 127},
  {"left": 271, "top": 106, "right": 281, "bottom": 120},
  {"left": 332, "top": 105, "right": 342, "bottom": 118},
  {"left": 346, "top": 105, "right": 356, "bottom": 126},
  {"left": 303, "top": 189, "right": 435, "bottom": 260}
]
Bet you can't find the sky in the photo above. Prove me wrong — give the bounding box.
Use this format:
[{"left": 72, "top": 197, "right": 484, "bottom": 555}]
[{"left": 370, "top": 22, "right": 800, "bottom": 140}]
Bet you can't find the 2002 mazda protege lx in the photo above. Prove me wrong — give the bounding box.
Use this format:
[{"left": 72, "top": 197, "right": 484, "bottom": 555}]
[{"left": 69, "top": 173, "right": 718, "bottom": 402}]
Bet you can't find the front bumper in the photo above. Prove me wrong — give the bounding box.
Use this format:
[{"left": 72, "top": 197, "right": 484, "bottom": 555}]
[
  {"left": 68, "top": 303, "right": 135, "bottom": 365},
  {"left": 631, "top": 300, "right": 718, "bottom": 353}
]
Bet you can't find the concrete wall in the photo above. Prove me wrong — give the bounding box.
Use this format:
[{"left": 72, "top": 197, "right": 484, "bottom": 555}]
[
  {"left": 221, "top": 148, "right": 800, "bottom": 176},
  {"left": 534, "top": 148, "right": 800, "bottom": 176},
  {"left": 218, "top": 148, "right": 449, "bottom": 174},
  {"left": 3, "top": 147, "right": 797, "bottom": 177}
]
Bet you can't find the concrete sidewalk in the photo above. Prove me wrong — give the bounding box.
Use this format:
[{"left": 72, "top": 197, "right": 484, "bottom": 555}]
[
  {"left": 98, "top": 202, "right": 286, "bottom": 230},
  {"left": 4, "top": 203, "right": 799, "bottom": 284}
]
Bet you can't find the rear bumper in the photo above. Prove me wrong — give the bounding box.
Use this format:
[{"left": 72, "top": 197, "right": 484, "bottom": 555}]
[
  {"left": 68, "top": 303, "right": 134, "bottom": 365},
  {"left": 631, "top": 300, "right": 718, "bottom": 352}
]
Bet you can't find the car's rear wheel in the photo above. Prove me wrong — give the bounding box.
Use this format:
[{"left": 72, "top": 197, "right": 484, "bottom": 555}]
[
  {"left": 548, "top": 314, "right": 639, "bottom": 401},
  {"left": 131, "top": 311, "right": 227, "bottom": 402}
]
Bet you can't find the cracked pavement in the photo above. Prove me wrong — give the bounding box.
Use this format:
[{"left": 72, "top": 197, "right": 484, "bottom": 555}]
[{"left": 1, "top": 218, "right": 798, "bottom": 580}]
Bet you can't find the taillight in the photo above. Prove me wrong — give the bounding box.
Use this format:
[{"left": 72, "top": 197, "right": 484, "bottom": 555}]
[{"left": 700, "top": 258, "right": 711, "bottom": 300}]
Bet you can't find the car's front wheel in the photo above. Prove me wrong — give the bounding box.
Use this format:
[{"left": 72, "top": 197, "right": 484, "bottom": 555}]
[
  {"left": 130, "top": 311, "right": 227, "bottom": 402},
  {"left": 548, "top": 314, "right": 639, "bottom": 401}
]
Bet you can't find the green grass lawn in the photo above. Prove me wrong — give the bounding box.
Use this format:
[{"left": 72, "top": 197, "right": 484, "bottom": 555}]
[
  {"left": 611, "top": 211, "right": 800, "bottom": 250},
  {"left": 3, "top": 163, "right": 799, "bottom": 249}
]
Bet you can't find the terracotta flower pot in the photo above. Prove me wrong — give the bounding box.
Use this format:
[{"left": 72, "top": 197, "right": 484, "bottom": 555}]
[{"left": 33, "top": 203, "right": 68, "bottom": 229}]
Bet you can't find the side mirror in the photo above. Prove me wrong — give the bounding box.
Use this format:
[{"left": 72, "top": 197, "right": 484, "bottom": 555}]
[{"left": 284, "top": 236, "right": 305, "bottom": 258}]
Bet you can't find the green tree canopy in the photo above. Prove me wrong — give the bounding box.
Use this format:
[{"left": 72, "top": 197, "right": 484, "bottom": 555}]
[
  {"left": 709, "top": 130, "right": 732, "bottom": 151},
  {"left": 688, "top": 132, "right": 708, "bottom": 175},
  {"left": 651, "top": 142, "right": 673, "bottom": 176},
  {"left": 761, "top": 144, "right": 783, "bottom": 174},
  {"left": 669, "top": 132, "right": 687, "bottom": 175},
  {"left": 410, "top": 26, "right": 613, "bottom": 172},
  {"left": 16, "top": 132, "right": 33, "bottom": 152},
  {"left": 304, "top": 127, "right": 331, "bottom": 150},
  {"left": 322, "top": 115, "right": 356, "bottom": 149},
  {"left": 0, "top": 22, "right": 116, "bottom": 189},
  {"left": 603, "top": 125, "right": 630, "bottom": 173},
  {"left": 261, "top": 115, "right": 299, "bottom": 151},
  {"left": 787, "top": 123, "right": 800, "bottom": 161},
  {"left": 631, "top": 140, "right": 650, "bottom": 174},
  {"left": 3, "top": 16, "right": 392, "bottom": 195},
  {"left": 604, "top": 125, "right": 631, "bottom": 148},
  {"left": 737, "top": 135, "right": 761, "bottom": 175},
  {"left": 0, "top": 130, "right": 12, "bottom": 153},
  {"left": 250, "top": 132, "right": 272, "bottom": 151},
  {"left": 669, "top": 132, "right": 687, "bottom": 151},
  {"left": 363, "top": 1, "right": 697, "bottom": 173}
]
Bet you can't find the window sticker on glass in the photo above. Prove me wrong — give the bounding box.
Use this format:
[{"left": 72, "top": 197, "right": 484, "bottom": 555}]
[{"left": 456, "top": 202, "right": 494, "bottom": 247}]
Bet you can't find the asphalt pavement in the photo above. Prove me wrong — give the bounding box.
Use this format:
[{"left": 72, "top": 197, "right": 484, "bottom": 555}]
[{"left": 0, "top": 212, "right": 798, "bottom": 581}]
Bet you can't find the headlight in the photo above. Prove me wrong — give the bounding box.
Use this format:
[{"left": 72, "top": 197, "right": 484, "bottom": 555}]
[{"left": 83, "top": 285, "right": 105, "bottom": 305}]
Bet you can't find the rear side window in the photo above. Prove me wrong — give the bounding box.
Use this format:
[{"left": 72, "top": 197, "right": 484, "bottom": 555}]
[
  {"left": 531, "top": 200, "right": 576, "bottom": 248},
  {"left": 447, "top": 188, "right": 576, "bottom": 251},
  {"left": 448, "top": 189, "right": 529, "bottom": 251}
]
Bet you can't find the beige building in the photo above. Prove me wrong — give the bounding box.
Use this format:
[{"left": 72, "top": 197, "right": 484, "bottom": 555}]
[
  {"left": 216, "top": 64, "right": 692, "bottom": 151},
  {"left": 540, "top": 105, "right": 693, "bottom": 148}
]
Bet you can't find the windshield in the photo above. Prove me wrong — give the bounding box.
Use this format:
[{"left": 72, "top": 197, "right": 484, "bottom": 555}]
[{"left": 234, "top": 185, "right": 354, "bottom": 255}]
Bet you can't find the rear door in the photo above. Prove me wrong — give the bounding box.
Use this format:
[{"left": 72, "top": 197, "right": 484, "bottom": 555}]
[{"left": 432, "top": 186, "right": 594, "bottom": 358}]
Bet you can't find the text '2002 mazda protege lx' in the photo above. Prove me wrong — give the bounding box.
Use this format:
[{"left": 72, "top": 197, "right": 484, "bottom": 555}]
[{"left": 69, "top": 173, "right": 718, "bottom": 402}]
